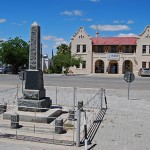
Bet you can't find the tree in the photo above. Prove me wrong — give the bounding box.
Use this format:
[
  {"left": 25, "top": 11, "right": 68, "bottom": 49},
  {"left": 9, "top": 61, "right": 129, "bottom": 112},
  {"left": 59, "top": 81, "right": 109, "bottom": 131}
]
[
  {"left": 53, "top": 44, "right": 82, "bottom": 74},
  {"left": 0, "top": 37, "right": 29, "bottom": 73}
]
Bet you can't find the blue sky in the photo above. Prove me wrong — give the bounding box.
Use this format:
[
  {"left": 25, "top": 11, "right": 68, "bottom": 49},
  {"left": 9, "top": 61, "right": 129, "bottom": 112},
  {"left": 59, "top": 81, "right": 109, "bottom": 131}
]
[{"left": 0, "top": 0, "right": 150, "bottom": 57}]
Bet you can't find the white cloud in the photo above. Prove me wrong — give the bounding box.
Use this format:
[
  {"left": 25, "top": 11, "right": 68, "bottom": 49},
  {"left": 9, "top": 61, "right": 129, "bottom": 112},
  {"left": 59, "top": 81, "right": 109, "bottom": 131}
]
[
  {"left": 127, "top": 20, "right": 134, "bottom": 24},
  {"left": 61, "top": 10, "right": 83, "bottom": 16},
  {"left": 11, "top": 20, "right": 27, "bottom": 26},
  {"left": 0, "top": 18, "right": 7, "bottom": 23},
  {"left": 81, "top": 18, "right": 92, "bottom": 22},
  {"left": 0, "top": 38, "right": 7, "bottom": 41},
  {"left": 54, "top": 38, "right": 65, "bottom": 42},
  {"left": 42, "top": 35, "right": 68, "bottom": 49},
  {"left": 116, "top": 33, "right": 137, "bottom": 37},
  {"left": 22, "top": 21, "right": 27, "bottom": 24},
  {"left": 90, "top": 0, "right": 101, "bottom": 2},
  {"left": 113, "top": 20, "right": 125, "bottom": 24},
  {"left": 54, "top": 38, "right": 68, "bottom": 48},
  {"left": 113, "top": 20, "right": 134, "bottom": 24},
  {"left": 42, "top": 44, "right": 48, "bottom": 48},
  {"left": 54, "top": 41, "right": 68, "bottom": 48},
  {"left": 42, "top": 35, "right": 56, "bottom": 40},
  {"left": 90, "top": 24, "right": 131, "bottom": 31}
]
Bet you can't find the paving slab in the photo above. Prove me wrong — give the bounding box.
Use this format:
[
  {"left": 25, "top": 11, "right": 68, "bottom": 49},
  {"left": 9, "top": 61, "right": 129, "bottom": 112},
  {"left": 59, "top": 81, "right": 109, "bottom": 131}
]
[{"left": 91, "top": 89, "right": 150, "bottom": 150}]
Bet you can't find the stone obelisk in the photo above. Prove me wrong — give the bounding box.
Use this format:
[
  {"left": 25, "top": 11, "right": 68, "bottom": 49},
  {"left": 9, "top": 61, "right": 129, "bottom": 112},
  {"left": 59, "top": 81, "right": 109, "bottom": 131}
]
[{"left": 18, "top": 22, "right": 51, "bottom": 112}]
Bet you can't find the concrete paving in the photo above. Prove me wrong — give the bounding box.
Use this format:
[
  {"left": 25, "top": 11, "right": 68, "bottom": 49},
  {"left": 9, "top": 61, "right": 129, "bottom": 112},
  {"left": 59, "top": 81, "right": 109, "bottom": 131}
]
[
  {"left": 0, "top": 74, "right": 150, "bottom": 150},
  {"left": 91, "top": 89, "right": 150, "bottom": 150},
  {"left": 0, "top": 89, "right": 150, "bottom": 150}
]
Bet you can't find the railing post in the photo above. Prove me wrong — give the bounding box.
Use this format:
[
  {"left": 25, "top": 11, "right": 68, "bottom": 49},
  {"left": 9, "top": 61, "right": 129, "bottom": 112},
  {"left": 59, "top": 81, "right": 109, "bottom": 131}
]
[
  {"left": 76, "top": 102, "right": 81, "bottom": 147},
  {"left": 84, "top": 110, "right": 88, "bottom": 150},
  {"left": 100, "top": 88, "right": 103, "bottom": 109},
  {"left": 73, "top": 87, "right": 76, "bottom": 107},
  {"left": 56, "top": 87, "right": 58, "bottom": 105},
  {"left": 104, "top": 89, "right": 107, "bottom": 109},
  {"left": 16, "top": 85, "right": 19, "bottom": 106}
]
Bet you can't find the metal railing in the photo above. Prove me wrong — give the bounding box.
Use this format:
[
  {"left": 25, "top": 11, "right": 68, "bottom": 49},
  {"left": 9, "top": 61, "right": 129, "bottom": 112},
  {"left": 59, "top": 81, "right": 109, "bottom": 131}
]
[{"left": 0, "top": 86, "right": 107, "bottom": 147}]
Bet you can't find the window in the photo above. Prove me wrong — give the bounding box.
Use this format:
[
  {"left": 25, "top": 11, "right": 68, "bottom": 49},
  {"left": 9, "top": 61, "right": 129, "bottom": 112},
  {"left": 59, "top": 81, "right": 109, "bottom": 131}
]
[
  {"left": 111, "top": 46, "right": 117, "bottom": 53},
  {"left": 77, "top": 45, "right": 80, "bottom": 53},
  {"left": 98, "top": 46, "right": 104, "bottom": 53},
  {"left": 142, "top": 45, "right": 146, "bottom": 53},
  {"left": 125, "top": 46, "right": 129, "bottom": 53},
  {"left": 131, "top": 46, "right": 136, "bottom": 53},
  {"left": 142, "top": 62, "right": 146, "bottom": 68},
  {"left": 149, "top": 62, "right": 150, "bottom": 68},
  {"left": 76, "top": 63, "right": 80, "bottom": 68},
  {"left": 83, "top": 45, "right": 86, "bottom": 53},
  {"left": 149, "top": 45, "right": 150, "bottom": 54},
  {"left": 82, "top": 61, "right": 86, "bottom": 68}
]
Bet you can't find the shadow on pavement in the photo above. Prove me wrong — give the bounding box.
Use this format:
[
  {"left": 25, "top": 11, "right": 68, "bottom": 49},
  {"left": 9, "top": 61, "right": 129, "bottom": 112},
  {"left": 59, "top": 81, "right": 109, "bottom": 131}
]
[{"left": 81, "top": 108, "right": 107, "bottom": 146}]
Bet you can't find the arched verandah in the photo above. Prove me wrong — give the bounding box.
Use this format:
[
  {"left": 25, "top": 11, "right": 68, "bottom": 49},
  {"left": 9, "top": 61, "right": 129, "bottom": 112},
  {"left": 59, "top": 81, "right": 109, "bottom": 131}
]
[
  {"left": 108, "top": 60, "right": 118, "bottom": 74},
  {"left": 122, "top": 60, "right": 133, "bottom": 74},
  {"left": 95, "top": 60, "right": 104, "bottom": 73}
]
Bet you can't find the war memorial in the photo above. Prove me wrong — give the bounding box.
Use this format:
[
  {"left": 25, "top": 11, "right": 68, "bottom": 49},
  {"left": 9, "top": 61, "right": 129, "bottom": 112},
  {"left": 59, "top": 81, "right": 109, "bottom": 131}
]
[{"left": 3, "top": 22, "right": 63, "bottom": 123}]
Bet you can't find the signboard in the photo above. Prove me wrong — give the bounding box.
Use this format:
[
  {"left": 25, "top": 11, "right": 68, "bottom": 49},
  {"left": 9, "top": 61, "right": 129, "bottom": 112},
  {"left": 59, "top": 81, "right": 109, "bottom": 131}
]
[
  {"left": 108, "top": 53, "right": 120, "bottom": 60},
  {"left": 124, "top": 71, "right": 135, "bottom": 100},
  {"left": 124, "top": 72, "right": 135, "bottom": 82}
]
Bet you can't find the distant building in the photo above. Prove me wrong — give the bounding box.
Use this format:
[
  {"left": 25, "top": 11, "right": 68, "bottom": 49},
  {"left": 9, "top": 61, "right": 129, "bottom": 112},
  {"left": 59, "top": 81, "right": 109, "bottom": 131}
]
[
  {"left": 42, "top": 54, "right": 49, "bottom": 71},
  {"left": 70, "top": 26, "right": 150, "bottom": 75},
  {"left": 42, "top": 54, "right": 53, "bottom": 72}
]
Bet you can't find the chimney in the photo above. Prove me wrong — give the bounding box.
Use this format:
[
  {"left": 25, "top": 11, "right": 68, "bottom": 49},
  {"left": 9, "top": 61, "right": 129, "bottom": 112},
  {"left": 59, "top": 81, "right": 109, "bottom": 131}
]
[
  {"left": 96, "top": 25, "right": 99, "bottom": 37},
  {"left": 96, "top": 31, "right": 99, "bottom": 37}
]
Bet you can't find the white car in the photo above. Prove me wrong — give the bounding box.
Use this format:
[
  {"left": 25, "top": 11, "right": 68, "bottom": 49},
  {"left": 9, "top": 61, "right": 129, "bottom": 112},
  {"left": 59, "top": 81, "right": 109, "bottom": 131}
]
[{"left": 138, "top": 68, "right": 150, "bottom": 76}]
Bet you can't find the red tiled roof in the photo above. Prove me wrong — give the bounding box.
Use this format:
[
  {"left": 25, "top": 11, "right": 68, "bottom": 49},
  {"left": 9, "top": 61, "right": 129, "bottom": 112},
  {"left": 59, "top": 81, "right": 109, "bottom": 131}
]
[{"left": 92, "top": 37, "right": 137, "bottom": 45}]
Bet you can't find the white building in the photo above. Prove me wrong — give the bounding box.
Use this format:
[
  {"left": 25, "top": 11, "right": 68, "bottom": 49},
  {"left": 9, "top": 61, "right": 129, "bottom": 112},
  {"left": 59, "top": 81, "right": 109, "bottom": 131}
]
[
  {"left": 42, "top": 54, "right": 51, "bottom": 71},
  {"left": 70, "top": 26, "right": 150, "bottom": 75}
]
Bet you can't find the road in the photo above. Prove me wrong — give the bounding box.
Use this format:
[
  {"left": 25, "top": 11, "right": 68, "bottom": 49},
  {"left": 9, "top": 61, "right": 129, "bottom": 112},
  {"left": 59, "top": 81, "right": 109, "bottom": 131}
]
[{"left": 0, "top": 73, "right": 150, "bottom": 90}]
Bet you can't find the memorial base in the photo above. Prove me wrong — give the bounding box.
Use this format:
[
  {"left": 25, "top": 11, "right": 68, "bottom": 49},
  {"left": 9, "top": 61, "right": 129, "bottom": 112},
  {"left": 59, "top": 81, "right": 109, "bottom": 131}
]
[{"left": 18, "top": 97, "right": 52, "bottom": 112}]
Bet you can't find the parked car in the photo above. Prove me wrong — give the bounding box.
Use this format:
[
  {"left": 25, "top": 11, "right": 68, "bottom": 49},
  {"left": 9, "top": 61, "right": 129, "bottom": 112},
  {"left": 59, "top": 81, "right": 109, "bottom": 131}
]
[
  {"left": 3, "top": 66, "right": 13, "bottom": 74},
  {"left": 138, "top": 68, "right": 150, "bottom": 76},
  {"left": 0, "top": 68, "right": 4, "bottom": 74},
  {"left": 0, "top": 66, "right": 13, "bottom": 74}
]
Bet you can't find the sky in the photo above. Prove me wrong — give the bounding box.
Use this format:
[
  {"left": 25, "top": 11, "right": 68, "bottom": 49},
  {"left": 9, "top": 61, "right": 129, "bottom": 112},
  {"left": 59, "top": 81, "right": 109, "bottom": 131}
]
[{"left": 0, "top": 0, "right": 150, "bottom": 58}]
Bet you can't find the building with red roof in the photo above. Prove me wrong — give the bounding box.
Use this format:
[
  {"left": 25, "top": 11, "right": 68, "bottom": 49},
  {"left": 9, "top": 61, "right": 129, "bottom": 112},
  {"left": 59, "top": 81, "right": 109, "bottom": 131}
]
[{"left": 70, "top": 26, "right": 150, "bottom": 75}]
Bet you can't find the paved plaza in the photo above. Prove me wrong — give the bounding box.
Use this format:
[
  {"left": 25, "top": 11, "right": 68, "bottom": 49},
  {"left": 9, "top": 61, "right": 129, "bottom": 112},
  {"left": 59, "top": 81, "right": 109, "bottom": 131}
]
[
  {"left": 92, "top": 89, "right": 150, "bottom": 150},
  {"left": 0, "top": 74, "right": 150, "bottom": 150}
]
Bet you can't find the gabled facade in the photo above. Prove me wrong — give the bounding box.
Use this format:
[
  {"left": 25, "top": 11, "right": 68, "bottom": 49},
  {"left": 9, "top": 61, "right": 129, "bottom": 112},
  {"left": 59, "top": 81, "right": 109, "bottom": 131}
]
[
  {"left": 136, "top": 26, "right": 150, "bottom": 70},
  {"left": 70, "top": 26, "right": 150, "bottom": 75},
  {"left": 70, "top": 27, "right": 92, "bottom": 74}
]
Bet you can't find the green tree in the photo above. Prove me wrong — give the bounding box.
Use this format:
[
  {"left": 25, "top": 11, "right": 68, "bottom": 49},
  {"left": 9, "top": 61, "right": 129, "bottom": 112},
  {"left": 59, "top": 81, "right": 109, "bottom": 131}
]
[
  {"left": 0, "top": 37, "right": 29, "bottom": 73},
  {"left": 53, "top": 44, "right": 82, "bottom": 74}
]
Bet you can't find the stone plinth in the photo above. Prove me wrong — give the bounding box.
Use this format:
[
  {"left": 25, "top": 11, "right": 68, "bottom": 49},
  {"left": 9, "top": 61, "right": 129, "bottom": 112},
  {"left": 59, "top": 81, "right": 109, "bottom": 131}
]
[
  {"left": 78, "top": 101, "right": 83, "bottom": 111},
  {"left": 0, "top": 104, "right": 7, "bottom": 114},
  {"left": 11, "top": 112, "right": 19, "bottom": 129},
  {"left": 68, "top": 108, "right": 75, "bottom": 120},
  {"left": 55, "top": 117, "right": 63, "bottom": 134},
  {"left": 4, "top": 108, "right": 62, "bottom": 124},
  {"left": 18, "top": 97, "right": 52, "bottom": 112},
  {"left": 23, "top": 89, "right": 45, "bottom": 100},
  {"left": 25, "top": 70, "right": 44, "bottom": 90}
]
